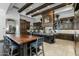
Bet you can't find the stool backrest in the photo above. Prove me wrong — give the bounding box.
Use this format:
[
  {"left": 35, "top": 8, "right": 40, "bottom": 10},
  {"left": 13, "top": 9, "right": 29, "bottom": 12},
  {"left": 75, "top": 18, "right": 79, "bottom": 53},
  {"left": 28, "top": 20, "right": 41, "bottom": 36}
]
[
  {"left": 36, "top": 37, "right": 44, "bottom": 46},
  {"left": 3, "top": 36, "right": 12, "bottom": 46}
]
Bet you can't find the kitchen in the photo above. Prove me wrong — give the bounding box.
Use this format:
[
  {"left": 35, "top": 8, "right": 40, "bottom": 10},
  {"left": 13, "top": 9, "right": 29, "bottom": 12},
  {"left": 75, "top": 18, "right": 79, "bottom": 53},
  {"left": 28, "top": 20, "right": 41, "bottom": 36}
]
[{"left": 0, "top": 3, "right": 78, "bottom": 56}]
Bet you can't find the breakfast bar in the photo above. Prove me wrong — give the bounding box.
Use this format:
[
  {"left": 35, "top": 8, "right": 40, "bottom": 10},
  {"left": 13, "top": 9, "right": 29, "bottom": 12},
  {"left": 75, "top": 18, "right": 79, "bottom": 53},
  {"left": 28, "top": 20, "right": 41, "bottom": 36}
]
[{"left": 6, "top": 34, "right": 39, "bottom": 56}]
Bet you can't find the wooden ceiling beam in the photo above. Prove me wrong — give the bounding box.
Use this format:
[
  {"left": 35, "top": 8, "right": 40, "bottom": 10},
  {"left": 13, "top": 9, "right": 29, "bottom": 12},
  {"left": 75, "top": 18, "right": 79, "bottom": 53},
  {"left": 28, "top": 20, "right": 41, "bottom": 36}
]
[
  {"left": 32, "top": 3, "right": 72, "bottom": 17},
  {"left": 26, "top": 3, "right": 53, "bottom": 15},
  {"left": 18, "top": 3, "right": 33, "bottom": 13}
]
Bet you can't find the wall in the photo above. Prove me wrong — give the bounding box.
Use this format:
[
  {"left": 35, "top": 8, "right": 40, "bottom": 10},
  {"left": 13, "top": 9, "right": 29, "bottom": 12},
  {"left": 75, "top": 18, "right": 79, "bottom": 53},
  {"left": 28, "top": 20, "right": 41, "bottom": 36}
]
[
  {"left": 0, "top": 10, "right": 6, "bottom": 40},
  {"left": 6, "top": 8, "right": 20, "bottom": 36},
  {"left": 0, "top": 3, "right": 10, "bottom": 40},
  {"left": 0, "top": 3, "right": 10, "bottom": 13}
]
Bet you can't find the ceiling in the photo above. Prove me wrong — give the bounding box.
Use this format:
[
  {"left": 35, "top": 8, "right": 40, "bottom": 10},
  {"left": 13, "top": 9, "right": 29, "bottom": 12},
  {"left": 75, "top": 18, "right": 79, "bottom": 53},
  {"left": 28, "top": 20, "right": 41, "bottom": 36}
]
[{"left": 12, "top": 3, "right": 73, "bottom": 17}]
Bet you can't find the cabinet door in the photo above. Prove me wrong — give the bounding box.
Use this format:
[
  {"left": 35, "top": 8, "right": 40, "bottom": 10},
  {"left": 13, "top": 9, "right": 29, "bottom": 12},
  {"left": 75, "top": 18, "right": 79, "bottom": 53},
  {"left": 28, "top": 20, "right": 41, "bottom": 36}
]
[{"left": 20, "top": 20, "right": 30, "bottom": 34}]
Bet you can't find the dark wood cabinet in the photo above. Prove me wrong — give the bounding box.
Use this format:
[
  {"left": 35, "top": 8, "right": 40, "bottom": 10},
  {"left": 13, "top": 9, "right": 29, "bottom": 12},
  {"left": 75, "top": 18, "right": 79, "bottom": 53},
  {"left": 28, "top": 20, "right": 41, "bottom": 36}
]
[{"left": 20, "top": 19, "right": 30, "bottom": 34}]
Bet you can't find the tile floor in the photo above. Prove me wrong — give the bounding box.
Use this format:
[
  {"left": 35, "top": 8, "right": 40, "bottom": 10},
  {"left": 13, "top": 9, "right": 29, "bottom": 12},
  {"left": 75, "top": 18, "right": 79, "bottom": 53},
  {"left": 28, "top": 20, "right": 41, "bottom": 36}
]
[
  {"left": 0, "top": 39, "right": 77, "bottom": 56},
  {"left": 75, "top": 41, "right": 79, "bottom": 56},
  {"left": 44, "top": 39, "right": 75, "bottom": 56}
]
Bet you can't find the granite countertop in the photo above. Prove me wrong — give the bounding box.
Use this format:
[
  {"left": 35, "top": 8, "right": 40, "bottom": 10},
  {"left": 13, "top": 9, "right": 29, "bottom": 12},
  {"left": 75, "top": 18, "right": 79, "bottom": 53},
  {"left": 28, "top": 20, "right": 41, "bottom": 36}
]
[{"left": 55, "top": 30, "right": 79, "bottom": 35}]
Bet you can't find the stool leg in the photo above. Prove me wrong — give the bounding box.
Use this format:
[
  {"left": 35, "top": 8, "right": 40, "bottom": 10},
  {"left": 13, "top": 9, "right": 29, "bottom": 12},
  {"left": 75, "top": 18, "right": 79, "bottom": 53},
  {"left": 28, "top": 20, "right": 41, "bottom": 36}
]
[
  {"left": 42, "top": 44, "right": 45, "bottom": 56},
  {"left": 23, "top": 44, "right": 27, "bottom": 56},
  {"left": 20, "top": 46, "right": 23, "bottom": 56},
  {"left": 30, "top": 45, "right": 32, "bottom": 56},
  {"left": 11, "top": 48, "right": 13, "bottom": 56},
  {"left": 36, "top": 47, "right": 38, "bottom": 56}
]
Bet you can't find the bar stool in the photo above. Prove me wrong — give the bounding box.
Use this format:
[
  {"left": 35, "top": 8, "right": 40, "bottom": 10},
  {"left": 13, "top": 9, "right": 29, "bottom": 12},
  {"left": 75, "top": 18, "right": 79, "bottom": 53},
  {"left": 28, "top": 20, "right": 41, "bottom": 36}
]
[
  {"left": 3, "top": 36, "right": 10, "bottom": 55},
  {"left": 30, "top": 37, "right": 45, "bottom": 56},
  {"left": 3, "top": 36, "right": 20, "bottom": 56}
]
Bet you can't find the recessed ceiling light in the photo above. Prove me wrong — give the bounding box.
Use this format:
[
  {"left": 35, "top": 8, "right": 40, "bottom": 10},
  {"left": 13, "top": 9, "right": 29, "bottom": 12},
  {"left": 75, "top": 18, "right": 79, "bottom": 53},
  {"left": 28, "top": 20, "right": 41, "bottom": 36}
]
[
  {"left": 66, "top": 4, "right": 70, "bottom": 7},
  {"left": 30, "top": 7, "right": 32, "bottom": 8},
  {"left": 37, "top": 11, "right": 39, "bottom": 12},
  {"left": 47, "top": 6, "right": 50, "bottom": 8}
]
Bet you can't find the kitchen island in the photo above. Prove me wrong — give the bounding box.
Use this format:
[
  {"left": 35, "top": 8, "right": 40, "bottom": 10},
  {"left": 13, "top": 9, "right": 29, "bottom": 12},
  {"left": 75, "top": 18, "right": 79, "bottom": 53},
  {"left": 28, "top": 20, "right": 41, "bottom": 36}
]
[{"left": 29, "top": 32, "right": 55, "bottom": 43}]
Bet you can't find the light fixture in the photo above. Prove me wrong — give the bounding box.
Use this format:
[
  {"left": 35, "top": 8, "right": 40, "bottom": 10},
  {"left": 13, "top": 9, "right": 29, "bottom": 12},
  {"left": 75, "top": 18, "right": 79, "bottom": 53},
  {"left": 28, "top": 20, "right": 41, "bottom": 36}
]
[
  {"left": 47, "top": 6, "right": 50, "bottom": 8},
  {"left": 37, "top": 11, "right": 39, "bottom": 12},
  {"left": 30, "top": 7, "right": 33, "bottom": 8}
]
